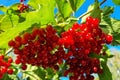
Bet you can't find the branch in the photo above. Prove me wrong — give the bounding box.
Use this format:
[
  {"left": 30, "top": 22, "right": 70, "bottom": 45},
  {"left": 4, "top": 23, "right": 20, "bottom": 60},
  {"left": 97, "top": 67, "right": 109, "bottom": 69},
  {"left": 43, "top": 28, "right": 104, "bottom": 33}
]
[
  {"left": 5, "top": 48, "right": 13, "bottom": 55},
  {"left": 100, "top": 0, "right": 107, "bottom": 5}
]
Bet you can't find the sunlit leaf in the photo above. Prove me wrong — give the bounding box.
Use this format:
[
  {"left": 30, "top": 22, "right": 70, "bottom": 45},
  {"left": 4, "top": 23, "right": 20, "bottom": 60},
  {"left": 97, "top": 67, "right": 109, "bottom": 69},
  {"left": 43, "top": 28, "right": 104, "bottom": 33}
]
[
  {"left": 69, "top": 0, "right": 85, "bottom": 11},
  {"left": 0, "top": 6, "right": 7, "bottom": 12},
  {"left": 55, "top": 0, "right": 72, "bottom": 19}
]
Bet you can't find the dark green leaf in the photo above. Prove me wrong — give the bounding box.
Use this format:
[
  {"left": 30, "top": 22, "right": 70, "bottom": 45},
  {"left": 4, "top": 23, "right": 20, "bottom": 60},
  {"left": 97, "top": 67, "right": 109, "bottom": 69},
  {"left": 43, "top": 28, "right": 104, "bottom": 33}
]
[
  {"left": 101, "top": 17, "right": 120, "bottom": 45},
  {"left": 102, "top": 6, "right": 114, "bottom": 15},
  {"left": 33, "top": 67, "right": 46, "bottom": 79},
  {"left": 98, "top": 62, "right": 112, "bottom": 80}
]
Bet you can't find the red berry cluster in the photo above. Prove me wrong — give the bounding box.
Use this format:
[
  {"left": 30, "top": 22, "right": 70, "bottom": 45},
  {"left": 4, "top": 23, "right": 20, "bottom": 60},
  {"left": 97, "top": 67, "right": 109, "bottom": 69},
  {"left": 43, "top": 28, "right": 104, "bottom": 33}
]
[
  {"left": 8, "top": 26, "right": 65, "bottom": 70},
  {"left": 8, "top": 16, "right": 113, "bottom": 80},
  {"left": 18, "top": 0, "right": 28, "bottom": 13},
  {"left": 18, "top": 4, "right": 28, "bottom": 13},
  {"left": 0, "top": 55, "right": 13, "bottom": 79},
  {"left": 58, "top": 17, "right": 113, "bottom": 80}
]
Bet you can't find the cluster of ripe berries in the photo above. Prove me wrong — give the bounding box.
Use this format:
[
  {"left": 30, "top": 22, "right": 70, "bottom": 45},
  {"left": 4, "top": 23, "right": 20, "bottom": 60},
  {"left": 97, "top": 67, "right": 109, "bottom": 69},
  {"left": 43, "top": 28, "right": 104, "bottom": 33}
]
[
  {"left": 18, "top": 0, "right": 28, "bottom": 13},
  {"left": 8, "top": 16, "right": 113, "bottom": 80},
  {"left": 58, "top": 16, "right": 113, "bottom": 80},
  {"left": 8, "top": 25, "right": 66, "bottom": 70},
  {"left": 0, "top": 55, "right": 13, "bottom": 79}
]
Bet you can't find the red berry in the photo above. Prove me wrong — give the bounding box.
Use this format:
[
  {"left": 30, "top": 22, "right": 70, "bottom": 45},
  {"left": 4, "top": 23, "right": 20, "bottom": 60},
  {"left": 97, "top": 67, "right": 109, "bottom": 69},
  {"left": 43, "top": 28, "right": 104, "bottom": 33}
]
[
  {"left": 0, "top": 73, "right": 3, "bottom": 79},
  {"left": 105, "top": 35, "right": 113, "bottom": 44},
  {"left": 15, "top": 58, "right": 21, "bottom": 64},
  {"left": 15, "top": 36, "right": 22, "bottom": 42},
  {"left": 0, "top": 55, "right": 4, "bottom": 60},
  {"left": 8, "top": 40, "right": 15, "bottom": 47},
  {"left": 8, "top": 57, "right": 13, "bottom": 63},
  {"left": 1, "top": 66, "right": 7, "bottom": 73},
  {"left": 22, "top": 64, "right": 27, "bottom": 70},
  {"left": 86, "top": 16, "right": 93, "bottom": 24},
  {"left": 93, "top": 66, "right": 98, "bottom": 73},
  {"left": 7, "top": 68, "right": 13, "bottom": 75}
]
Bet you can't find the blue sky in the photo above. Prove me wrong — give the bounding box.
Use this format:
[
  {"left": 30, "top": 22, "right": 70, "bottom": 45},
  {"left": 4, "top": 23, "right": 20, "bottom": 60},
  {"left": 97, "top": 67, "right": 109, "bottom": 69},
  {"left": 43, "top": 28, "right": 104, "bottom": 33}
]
[{"left": 0, "top": 0, "right": 120, "bottom": 80}]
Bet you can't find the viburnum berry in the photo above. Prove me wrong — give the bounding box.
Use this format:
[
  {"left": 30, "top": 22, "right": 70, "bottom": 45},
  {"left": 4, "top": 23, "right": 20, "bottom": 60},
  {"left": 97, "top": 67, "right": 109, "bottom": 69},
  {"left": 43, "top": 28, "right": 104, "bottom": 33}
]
[
  {"left": 15, "top": 36, "right": 22, "bottom": 42},
  {"left": 18, "top": 3, "right": 29, "bottom": 13},
  {"left": 8, "top": 57, "right": 13, "bottom": 63},
  {"left": 21, "top": 64, "right": 27, "bottom": 70},
  {"left": 1, "top": 66, "right": 7, "bottom": 73},
  {"left": 8, "top": 40, "right": 15, "bottom": 47},
  {"left": 20, "top": 0, "right": 24, "bottom": 2},
  {"left": 7, "top": 68, "right": 14, "bottom": 75},
  {"left": 105, "top": 34, "right": 113, "bottom": 44}
]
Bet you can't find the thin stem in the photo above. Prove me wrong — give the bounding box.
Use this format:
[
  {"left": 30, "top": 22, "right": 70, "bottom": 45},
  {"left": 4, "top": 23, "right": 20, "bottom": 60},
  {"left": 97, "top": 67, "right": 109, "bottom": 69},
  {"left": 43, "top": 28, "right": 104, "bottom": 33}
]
[
  {"left": 5, "top": 48, "right": 13, "bottom": 55},
  {"left": 100, "top": 0, "right": 107, "bottom": 5}
]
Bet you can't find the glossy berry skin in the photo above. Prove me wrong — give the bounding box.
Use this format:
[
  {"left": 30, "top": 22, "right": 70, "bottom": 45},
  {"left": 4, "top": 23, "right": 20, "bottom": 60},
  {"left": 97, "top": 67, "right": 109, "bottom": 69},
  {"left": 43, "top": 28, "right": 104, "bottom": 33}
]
[
  {"left": 8, "top": 57, "right": 13, "bottom": 63},
  {"left": 7, "top": 68, "right": 14, "bottom": 75},
  {"left": 1, "top": 66, "right": 7, "bottom": 73},
  {"left": 105, "top": 35, "right": 113, "bottom": 44},
  {"left": 0, "top": 55, "right": 14, "bottom": 79},
  {"left": 8, "top": 40, "right": 15, "bottom": 47},
  {"left": 22, "top": 64, "right": 27, "bottom": 70},
  {"left": 58, "top": 16, "right": 112, "bottom": 80}
]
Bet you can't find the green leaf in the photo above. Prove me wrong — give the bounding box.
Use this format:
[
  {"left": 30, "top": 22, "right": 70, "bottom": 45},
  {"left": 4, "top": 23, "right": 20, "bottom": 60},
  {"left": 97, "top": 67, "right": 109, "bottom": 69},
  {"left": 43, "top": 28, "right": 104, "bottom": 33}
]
[
  {"left": 98, "top": 62, "right": 112, "bottom": 80},
  {"left": 0, "top": 19, "right": 38, "bottom": 49},
  {"left": 0, "top": 14, "right": 19, "bottom": 32},
  {"left": 112, "top": 0, "right": 120, "bottom": 5},
  {"left": 81, "top": 1, "right": 101, "bottom": 23},
  {"left": 0, "top": 6, "right": 7, "bottom": 12},
  {"left": 69, "top": 0, "right": 85, "bottom": 11},
  {"left": 0, "top": 0, "right": 56, "bottom": 49},
  {"left": 28, "top": 0, "right": 55, "bottom": 24},
  {"left": 2, "top": 74, "right": 18, "bottom": 80},
  {"left": 33, "top": 67, "right": 46, "bottom": 80},
  {"left": 55, "top": 0, "right": 72, "bottom": 19},
  {"left": 101, "top": 17, "right": 120, "bottom": 45},
  {"left": 102, "top": 6, "right": 114, "bottom": 15},
  {"left": 64, "top": 20, "right": 76, "bottom": 31}
]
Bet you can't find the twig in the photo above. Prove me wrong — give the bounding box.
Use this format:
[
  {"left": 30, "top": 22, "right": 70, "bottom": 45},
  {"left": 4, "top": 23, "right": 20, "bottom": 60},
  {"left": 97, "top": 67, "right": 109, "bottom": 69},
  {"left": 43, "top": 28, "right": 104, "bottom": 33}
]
[
  {"left": 5, "top": 48, "right": 13, "bottom": 55},
  {"left": 100, "top": 0, "right": 107, "bottom": 5}
]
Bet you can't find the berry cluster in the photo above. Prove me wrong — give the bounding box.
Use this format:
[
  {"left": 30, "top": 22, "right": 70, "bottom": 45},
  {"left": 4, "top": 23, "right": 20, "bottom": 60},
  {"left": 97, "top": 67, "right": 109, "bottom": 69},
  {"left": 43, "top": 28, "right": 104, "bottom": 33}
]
[
  {"left": 58, "top": 17, "right": 113, "bottom": 80},
  {"left": 18, "top": 0, "right": 28, "bottom": 13},
  {"left": 8, "top": 26, "right": 65, "bottom": 70},
  {"left": 8, "top": 16, "right": 113, "bottom": 80},
  {"left": 0, "top": 55, "right": 13, "bottom": 79}
]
